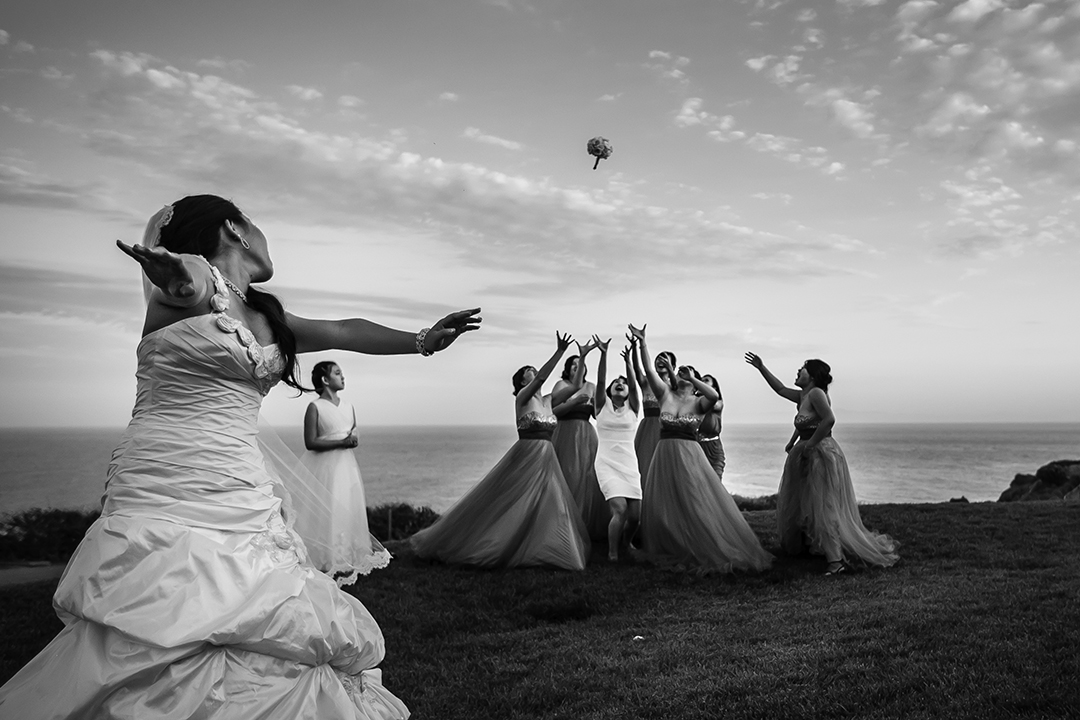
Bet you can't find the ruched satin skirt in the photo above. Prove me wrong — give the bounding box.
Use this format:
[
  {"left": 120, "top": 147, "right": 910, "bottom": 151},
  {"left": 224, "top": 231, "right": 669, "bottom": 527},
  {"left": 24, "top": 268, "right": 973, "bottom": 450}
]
[
  {"left": 410, "top": 439, "right": 589, "bottom": 570},
  {"left": 552, "top": 419, "right": 609, "bottom": 542},
  {"left": 641, "top": 439, "right": 773, "bottom": 573},
  {"left": 778, "top": 437, "right": 899, "bottom": 567}
]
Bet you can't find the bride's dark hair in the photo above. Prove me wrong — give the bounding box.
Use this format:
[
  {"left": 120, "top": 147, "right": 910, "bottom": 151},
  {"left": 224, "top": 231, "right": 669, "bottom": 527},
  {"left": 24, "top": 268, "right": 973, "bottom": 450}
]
[{"left": 157, "top": 194, "right": 305, "bottom": 392}]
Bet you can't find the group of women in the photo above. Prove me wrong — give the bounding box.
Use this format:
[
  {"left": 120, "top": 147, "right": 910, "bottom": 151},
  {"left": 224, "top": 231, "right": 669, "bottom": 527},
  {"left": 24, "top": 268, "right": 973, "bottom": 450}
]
[
  {"left": 412, "top": 325, "right": 899, "bottom": 579},
  {"left": 0, "top": 194, "right": 898, "bottom": 719}
]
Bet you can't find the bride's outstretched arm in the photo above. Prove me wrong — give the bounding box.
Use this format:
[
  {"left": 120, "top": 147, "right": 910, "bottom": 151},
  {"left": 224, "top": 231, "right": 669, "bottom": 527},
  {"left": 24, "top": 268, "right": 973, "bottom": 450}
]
[
  {"left": 288, "top": 308, "right": 481, "bottom": 355},
  {"left": 744, "top": 352, "right": 800, "bottom": 403},
  {"left": 116, "top": 242, "right": 213, "bottom": 308}
]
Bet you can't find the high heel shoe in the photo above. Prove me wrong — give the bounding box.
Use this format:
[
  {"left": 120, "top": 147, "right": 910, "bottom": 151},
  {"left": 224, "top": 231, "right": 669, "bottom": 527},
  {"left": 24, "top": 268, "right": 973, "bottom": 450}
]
[{"left": 824, "top": 560, "right": 848, "bottom": 576}]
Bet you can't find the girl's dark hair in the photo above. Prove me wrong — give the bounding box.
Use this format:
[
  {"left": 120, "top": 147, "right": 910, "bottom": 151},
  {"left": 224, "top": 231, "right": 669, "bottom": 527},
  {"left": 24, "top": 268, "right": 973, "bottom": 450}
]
[
  {"left": 512, "top": 366, "right": 535, "bottom": 396},
  {"left": 311, "top": 361, "right": 338, "bottom": 393},
  {"left": 560, "top": 355, "right": 587, "bottom": 382},
  {"left": 804, "top": 359, "right": 833, "bottom": 392},
  {"left": 157, "top": 194, "right": 305, "bottom": 392},
  {"left": 605, "top": 375, "right": 628, "bottom": 399}
]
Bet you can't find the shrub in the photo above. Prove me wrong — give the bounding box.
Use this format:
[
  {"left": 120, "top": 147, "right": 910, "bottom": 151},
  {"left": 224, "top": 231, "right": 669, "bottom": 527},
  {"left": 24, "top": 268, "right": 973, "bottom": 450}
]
[
  {"left": 0, "top": 508, "right": 100, "bottom": 563},
  {"left": 366, "top": 504, "right": 441, "bottom": 542}
]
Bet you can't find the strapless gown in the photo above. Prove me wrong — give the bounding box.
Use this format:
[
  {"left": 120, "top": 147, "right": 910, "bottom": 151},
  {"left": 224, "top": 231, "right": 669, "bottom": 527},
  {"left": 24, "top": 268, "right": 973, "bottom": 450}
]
[
  {"left": 298, "top": 397, "right": 391, "bottom": 585},
  {"left": 0, "top": 265, "right": 409, "bottom": 719},
  {"left": 778, "top": 414, "right": 899, "bottom": 567},
  {"left": 634, "top": 394, "right": 662, "bottom": 485},
  {"left": 641, "top": 413, "right": 773, "bottom": 573},
  {"left": 552, "top": 406, "right": 610, "bottom": 541},
  {"left": 410, "top": 412, "right": 590, "bottom": 570}
]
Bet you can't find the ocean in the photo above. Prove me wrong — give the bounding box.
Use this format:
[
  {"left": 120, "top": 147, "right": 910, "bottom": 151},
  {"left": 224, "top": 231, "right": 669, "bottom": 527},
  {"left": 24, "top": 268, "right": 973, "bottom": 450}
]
[{"left": 1, "top": 423, "right": 1077, "bottom": 516}]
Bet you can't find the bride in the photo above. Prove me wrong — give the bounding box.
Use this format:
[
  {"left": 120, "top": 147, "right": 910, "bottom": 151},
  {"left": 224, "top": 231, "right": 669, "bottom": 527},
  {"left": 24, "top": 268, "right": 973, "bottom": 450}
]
[{"left": 0, "top": 195, "right": 480, "bottom": 719}]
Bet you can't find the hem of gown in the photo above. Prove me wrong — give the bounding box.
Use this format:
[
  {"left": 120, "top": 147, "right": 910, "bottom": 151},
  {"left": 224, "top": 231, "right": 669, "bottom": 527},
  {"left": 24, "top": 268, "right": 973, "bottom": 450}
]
[{"left": 329, "top": 547, "right": 393, "bottom": 587}]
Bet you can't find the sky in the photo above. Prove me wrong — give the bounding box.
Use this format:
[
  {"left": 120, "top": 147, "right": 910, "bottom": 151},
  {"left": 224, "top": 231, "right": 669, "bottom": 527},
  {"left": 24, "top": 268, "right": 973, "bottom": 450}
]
[{"left": 0, "top": 0, "right": 1078, "bottom": 429}]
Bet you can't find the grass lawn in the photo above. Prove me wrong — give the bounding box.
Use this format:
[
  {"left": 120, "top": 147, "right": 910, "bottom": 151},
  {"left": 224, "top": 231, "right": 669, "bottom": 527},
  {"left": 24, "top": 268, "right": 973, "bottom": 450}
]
[{"left": 2, "top": 502, "right": 1078, "bottom": 719}]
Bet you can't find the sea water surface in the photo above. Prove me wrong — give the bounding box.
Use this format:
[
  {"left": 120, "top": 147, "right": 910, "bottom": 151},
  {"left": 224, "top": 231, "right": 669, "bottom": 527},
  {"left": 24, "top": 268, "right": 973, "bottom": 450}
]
[{"left": 2, "top": 423, "right": 1077, "bottom": 515}]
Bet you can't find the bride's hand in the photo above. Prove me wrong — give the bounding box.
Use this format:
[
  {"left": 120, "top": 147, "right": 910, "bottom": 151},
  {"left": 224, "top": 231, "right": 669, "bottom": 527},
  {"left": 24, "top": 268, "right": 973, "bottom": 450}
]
[
  {"left": 116, "top": 240, "right": 196, "bottom": 300},
  {"left": 744, "top": 352, "right": 764, "bottom": 370},
  {"left": 424, "top": 308, "right": 482, "bottom": 353}
]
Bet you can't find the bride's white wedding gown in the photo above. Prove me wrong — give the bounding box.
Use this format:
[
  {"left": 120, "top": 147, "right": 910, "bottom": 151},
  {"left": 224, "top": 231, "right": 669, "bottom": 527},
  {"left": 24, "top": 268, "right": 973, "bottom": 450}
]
[{"left": 0, "top": 266, "right": 409, "bottom": 719}]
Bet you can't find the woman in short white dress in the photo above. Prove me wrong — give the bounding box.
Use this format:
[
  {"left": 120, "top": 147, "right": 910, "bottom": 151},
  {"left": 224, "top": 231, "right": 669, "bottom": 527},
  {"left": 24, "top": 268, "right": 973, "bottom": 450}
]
[
  {"left": 591, "top": 335, "right": 642, "bottom": 561},
  {"left": 299, "top": 360, "right": 391, "bottom": 586}
]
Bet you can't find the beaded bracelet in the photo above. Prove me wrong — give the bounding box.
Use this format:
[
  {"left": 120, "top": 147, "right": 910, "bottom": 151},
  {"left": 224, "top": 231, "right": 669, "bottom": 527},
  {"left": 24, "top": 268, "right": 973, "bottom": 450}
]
[{"left": 416, "top": 327, "right": 433, "bottom": 356}]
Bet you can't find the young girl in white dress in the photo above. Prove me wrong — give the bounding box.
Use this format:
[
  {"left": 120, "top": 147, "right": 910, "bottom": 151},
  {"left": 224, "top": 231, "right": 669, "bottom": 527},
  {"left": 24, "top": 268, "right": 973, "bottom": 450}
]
[
  {"left": 592, "top": 335, "right": 642, "bottom": 562},
  {"left": 299, "top": 361, "right": 390, "bottom": 585}
]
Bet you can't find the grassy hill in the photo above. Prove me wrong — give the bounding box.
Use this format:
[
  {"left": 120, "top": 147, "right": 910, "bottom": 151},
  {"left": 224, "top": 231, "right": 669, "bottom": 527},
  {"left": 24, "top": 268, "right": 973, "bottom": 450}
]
[{"left": 2, "top": 501, "right": 1078, "bottom": 719}]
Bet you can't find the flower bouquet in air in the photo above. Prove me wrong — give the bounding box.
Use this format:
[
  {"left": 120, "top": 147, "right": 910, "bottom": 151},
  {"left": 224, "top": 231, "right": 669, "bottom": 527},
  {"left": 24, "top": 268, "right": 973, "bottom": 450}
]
[{"left": 587, "top": 136, "right": 612, "bottom": 170}]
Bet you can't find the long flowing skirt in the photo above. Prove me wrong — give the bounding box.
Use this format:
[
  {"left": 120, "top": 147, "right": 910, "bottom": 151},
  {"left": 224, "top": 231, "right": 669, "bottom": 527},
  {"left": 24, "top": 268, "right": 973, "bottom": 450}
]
[
  {"left": 641, "top": 439, "right": 773, "bottom": 572},
  {"left": 410, "top": 439, "right": 589, "bottom": 570},
  {"left": 700, "top": 437, "right": 726, "bottom": 481},
  {"left": 552, "top": 419, "right": 609, "bottom": 541},
  {"left": 634, "top": 415, "right": 661, "bottom": 487},
  {"left": 299, "top": 447, "right": 390, "bottom": 585},
  {"left": 778, "top": 437, "right": 899, "bottom": 567}
]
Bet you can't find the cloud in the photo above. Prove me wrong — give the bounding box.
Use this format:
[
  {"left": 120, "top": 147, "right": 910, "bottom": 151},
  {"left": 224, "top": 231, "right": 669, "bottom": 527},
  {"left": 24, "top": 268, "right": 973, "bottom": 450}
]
[
  {"left": 0, "top": 29, "right": 8, "bottom": 45},
  {"left": 286, "top": 85, "right": 323, "bottom": 101},
  {"left": 13, "top": 40, "right": 34, "bottom": 53},
  {"left": 462, "top": 127, "right": 523, "bottom": 150},
  {"left": 196, "top": 57, "right": 252, "bottom": 74},
  {"left": 946, "top": 0, "right": 1005, "bottom": 25},
  {"left": 645, "top": 50, "right": 691, "bottom": 87},
  {"left": 338, "top": 95, "right": 363, "bottom": 108},
  {"left": 438, "top": 91, "right": 459, "bottom": 102}
]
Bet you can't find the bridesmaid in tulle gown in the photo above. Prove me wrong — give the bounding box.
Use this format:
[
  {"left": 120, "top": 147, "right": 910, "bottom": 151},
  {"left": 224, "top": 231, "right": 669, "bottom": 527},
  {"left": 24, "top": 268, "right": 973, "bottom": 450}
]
[
  {"left": 551, "top": 341, "right": 610, "bottom": 541},
  {"left": 0, "top": 194, "right": 481, "bottom": 719},
  {"left": 629, "top": 340, "right": 677, "bottom": 487},
  {"left": 591, "top": 335, "right": 642, "bottom": 561},
  {"left": 745, "top": 352, "right": 899, "bottom": 575},
  {"left": 410, "top": 332, "right": 590, "bottom": 570},
  {"left": 697, "top": 374, "right": 726, "bottom": 481},
  {"left": 631, "top": 324, "right": 773, "bottom": 573},
  {"left": 299, "top": 360, "right": 390, "bottom": 585}
]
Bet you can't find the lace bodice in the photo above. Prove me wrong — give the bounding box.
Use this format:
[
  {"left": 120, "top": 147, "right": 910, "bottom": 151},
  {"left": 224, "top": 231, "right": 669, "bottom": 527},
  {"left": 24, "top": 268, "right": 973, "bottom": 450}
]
[{"left": 794, "top": 413, "right": 819, "bottom": 431}]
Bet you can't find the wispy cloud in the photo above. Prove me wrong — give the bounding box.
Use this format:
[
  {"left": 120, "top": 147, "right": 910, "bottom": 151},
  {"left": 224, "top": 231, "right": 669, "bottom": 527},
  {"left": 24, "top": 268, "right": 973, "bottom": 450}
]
[{"left": 462, "top": 126, "right": 523, "bottom": 150}]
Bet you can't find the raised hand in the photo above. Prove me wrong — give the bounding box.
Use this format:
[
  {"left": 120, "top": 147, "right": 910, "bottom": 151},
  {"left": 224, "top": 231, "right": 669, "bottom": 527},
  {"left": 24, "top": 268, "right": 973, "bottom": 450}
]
[
  {"left": 576, "top": 338, "right": 598, "bottom": 355},
  {"left": 628, "top": 323, "right": 647, "bottom": 342},
  {"left": 657, "top": 353, "right": 675, "bottom": 376},
  {"left": 591, "top": 334, "right": 611, "bottom": 353},
  {"left": 619, "top": 345, "right": 631, "bottom": 363},
  {"left": 116, "top": 240, "right": 196, "bottom": 300},
  {"left": 744, "top": 352, "right": 764, "bottom": 370},
  {"left": 624, "top": 332, "right": 637, "bottom": 347},
  {"left": 556, "top": 331, "right": 573, "bottom": 353},
  {"left": 425, "top": 308, "right": 483, "bottom": 353}
]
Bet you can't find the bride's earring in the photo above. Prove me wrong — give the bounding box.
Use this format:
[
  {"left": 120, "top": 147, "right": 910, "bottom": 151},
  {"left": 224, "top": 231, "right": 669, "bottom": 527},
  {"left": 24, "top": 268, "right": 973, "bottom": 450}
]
[
  {"left": 239, "top": 236, "right": 250, "bottom": 250},
  {"left": 227, "top": 221, "right": 251, "bottom": 250}
]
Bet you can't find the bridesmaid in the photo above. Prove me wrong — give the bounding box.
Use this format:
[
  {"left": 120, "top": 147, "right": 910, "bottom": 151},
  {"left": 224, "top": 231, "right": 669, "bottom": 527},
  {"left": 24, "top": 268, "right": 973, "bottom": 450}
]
[
  {"left": 697, "top": 373, "right": 726, "bottom": 482},
  {"left": 629, "top": 338, "right": 677, "bottom": 486},
  {"left": 298, "top": 360, "right": 390, "bottom": 585},
  {"left": 592, "top": 335, "right": 642, "bottom": 561},
  {"left": 410, "top": 333, "right": 589, "bottom": 570},
  {"left": 551, "top": 340, "right": 610, "bottom": 541},
  {"left": 745, "top": 352, "right": 899, "bottom": 574},
  {"left": 632, "top": 323, "right": 773, "bottom": 573}
]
